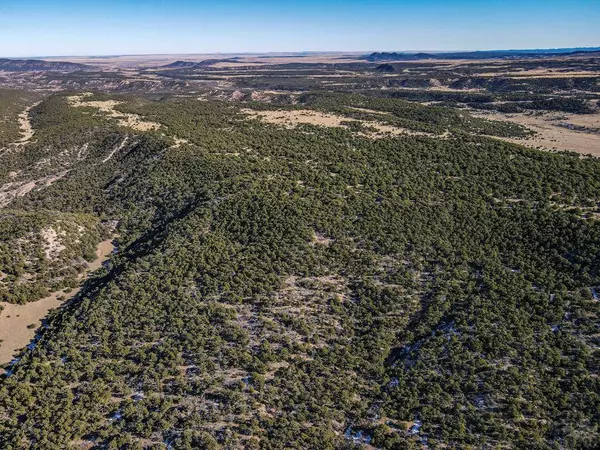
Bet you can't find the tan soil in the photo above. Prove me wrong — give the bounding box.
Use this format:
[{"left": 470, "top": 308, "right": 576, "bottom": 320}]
[
  {"left": 243, "top": 108, "right": 424, "bottom": 138},
  {"left": 170, "top": 137, "right": 190, "bottom": 149},
  {"left": 0, "top": 171, "right": 69, "bottom": 208},
  {"left": 0, "top": 238, "right": 115, "bottom": 370},
  {"left": 473, "top": 110, "right": 600, "bottom": 156},
  {"left": 0, "top": 180, "right": 36, "bottom": 208},
  {"left": 311, "top": 231, "right": 334, "bottom": 247},
  {"left": 16, "top": 101, "right": 41, "bottom": 144},
  {"left": 41, "top": 227, "right": 66, "bottom": 260},
  {"left": 0, "top": 293, "right": 64, "bottom": 367},
  {"left": 563, "top": 113, "right": 600, "bottom": 129},
  {"left": 67, "top": 94, "right": 160, "bottom": 132},
  {"left": 348, "top": 106, "right": 388, "bottom": 115},
  {"left": 87, "top": 239, "right": 115, "bottom": 271}
]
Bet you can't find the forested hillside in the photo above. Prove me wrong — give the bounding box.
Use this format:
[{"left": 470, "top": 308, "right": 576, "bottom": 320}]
[
  {"left": 0, "top": 90, "right": 598, "bottom": 449},
  {"left": 0, "top": 58, "right": 88, "bottom": 72},
  {"left": 0, "top": 89, "right": 42, "bottom": 147},
  {"left": 0, "top": 210, "right": 108, "bottom": 304}
]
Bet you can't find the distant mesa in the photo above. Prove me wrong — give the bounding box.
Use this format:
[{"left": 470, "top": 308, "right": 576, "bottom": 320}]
[
  {"left": 0, "top": 58, "right": 88, "bottom": 72},
  {"left": 162, "top": 60, "right": 199, "bottom": 69},
  {"left": 160, "top": 58, "right": 242, "bottom": 69},
  {"left": 366, "top": 47, "right": 600, "bottom": 61},
  {"left": 367, "top": 52, "right": 435, "bottom": 62}
]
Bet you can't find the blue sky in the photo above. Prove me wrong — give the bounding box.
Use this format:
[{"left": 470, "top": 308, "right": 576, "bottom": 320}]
[{"left": 1, "top": 0, "right": 599, "bottom": 57}]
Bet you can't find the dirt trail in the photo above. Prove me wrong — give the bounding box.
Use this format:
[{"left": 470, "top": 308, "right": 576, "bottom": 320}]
[{"left": 0, "top": 238, "right": 115, "bottom": 371}]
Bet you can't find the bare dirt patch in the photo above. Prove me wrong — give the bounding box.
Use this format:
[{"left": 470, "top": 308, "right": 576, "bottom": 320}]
[
  {"left": 473, "top": 110, "right": 600, "bottom": 156},
  {"left": 0, "top": 292, "right": 63, "bottom": 367},
  {"left": 347, "top": 106, "right": 389, "bottom": 115},
  {"left": 242, "top": 108, "right": 421, "bottom": 138},
  {"left": 16, "top": 101, "right": 41, "bottom": 145},
  {"left": 87, "top": 239, "right": 116, "bottom": 271},
  {"left": 169, "top": 136, "right": 190, "bottom": 149},
  {"left": 67, "top": 94, "right": 160, "bottom": 132},
  {"left": 0, "top": 171, "right": 69, "bottom": 208},
  {"left": 563, "top": 112, "right": 600, "bottom": 129},
  {"left": 41, "top": 227, "right": 66, "bottom": 260},
  {"left": 0, "top": 238, "right": 115, "bottom": 370},
  {"left": 0, "top": 180, "right": 36, "bottom": 207},
  {"left": 311, "top": 231, "right": 334, "bottom": 247}
]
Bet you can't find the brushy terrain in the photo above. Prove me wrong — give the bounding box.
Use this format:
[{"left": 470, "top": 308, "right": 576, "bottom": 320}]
[{"left": 0, "top": 63, "right": 598, "bottom": 450}]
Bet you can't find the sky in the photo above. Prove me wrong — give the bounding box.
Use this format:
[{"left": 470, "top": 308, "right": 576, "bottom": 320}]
[{"left": 0, "top": 0, "right": 599, "bottom": 57}]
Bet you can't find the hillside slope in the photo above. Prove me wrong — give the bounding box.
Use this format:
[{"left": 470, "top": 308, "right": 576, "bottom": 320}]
[{"left": 0, "top": 92, "right": 598, "bottom": 449}]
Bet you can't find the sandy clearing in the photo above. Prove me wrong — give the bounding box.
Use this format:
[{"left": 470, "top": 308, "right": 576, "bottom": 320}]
[
  {"left": 561, "top": 112, "right": 600, "bottom": 129},
  {"left": 41, "top": 227, "right": 66, "bottom": 260},
  {"left": 67, "top": 95, "right": 160, "bottom": 132},
  {"left": 473, "top": 110, "right": 600, "bottom": 156},
  {"left": 242, "top": 108, "right": 426, "bottom": 138},
  {"left": 0, "top": 180, "right": 36, "bottom": 208},
  {"left": 87, "top": 239, "right": 116, "bottom": 271},
  {"left": 16, "top": 101, "right": 41, "bottom": 145},
  {"left": 0, "top": 292, "right": 64, "bottom": 369},
  {"left": 0, "top": 238, "right": 115, "bottom": 370},
  {"left": 311, "top": 231, "right": 334, "bottom": 247}
]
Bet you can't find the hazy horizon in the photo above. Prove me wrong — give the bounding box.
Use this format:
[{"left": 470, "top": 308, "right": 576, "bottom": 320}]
[
  {"left": 4, "top": 46, "right": 598, "bottom": 60},
  {"left": 1, "top": 0, "right": 599, "bottom": 58}
]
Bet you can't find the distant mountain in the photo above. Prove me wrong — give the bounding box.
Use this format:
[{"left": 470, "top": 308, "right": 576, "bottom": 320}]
[
  {"left": 366, "top": 47, "right": 600, "bottom": 62},
  {"left": 0, "top": 58, "right": 88, "bottom": 72}
]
